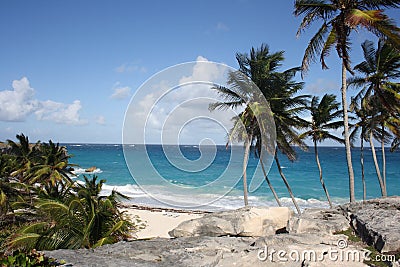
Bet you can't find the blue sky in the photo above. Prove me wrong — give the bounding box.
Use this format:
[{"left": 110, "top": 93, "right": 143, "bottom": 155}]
[{"left": 0, "top": 0, "right": 399, "bottom": 144}]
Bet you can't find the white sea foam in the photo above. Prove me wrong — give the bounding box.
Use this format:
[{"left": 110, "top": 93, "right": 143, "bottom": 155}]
[
  {"left": 99, "top": 183, "right": 343, "bottom": 212},
  {"left": 71, "top": 167, "right": 103, "bottom": 176},
  {"left": 101, "top": 184, "right": 148, "bottom": 198}
]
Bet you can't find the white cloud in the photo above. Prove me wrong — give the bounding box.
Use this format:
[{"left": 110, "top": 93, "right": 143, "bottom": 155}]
[
  {"left": 180, "top": 56, "right": 227, "bottom": 84},
  {"left": 216, "top": 22, "right": 229, "bottom": 31},
  {"left": 0, "top": 77, "right": 87, "bottom": 125},
  {"left": 35, "top": 100, "right": 88, "bottom": 125},
  {"left": 95, "top": 115, "right": 106, "bottom": 125},
  {"left": 111, "top": 85, "right": 131, "bottom": 100},
  {"left": 124, "top": 56, "right": 239, "bottom": 145},
  {"left": 0, "top": 77, "right": 39, "bottom": 121}
]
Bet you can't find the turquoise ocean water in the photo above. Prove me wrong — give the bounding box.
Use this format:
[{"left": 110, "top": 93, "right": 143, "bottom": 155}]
[{"left": 65, "top": 144, "right": 399, "bottom": 211}]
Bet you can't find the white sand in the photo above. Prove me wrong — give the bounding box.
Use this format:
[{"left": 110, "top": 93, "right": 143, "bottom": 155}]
[{"left": 122, "top": 207, "right": 204, "bottom": 239}]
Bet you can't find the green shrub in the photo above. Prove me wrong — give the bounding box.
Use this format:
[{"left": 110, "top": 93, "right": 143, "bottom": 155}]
[{"left": 0, "top": 249, "right": 60, "bottom": 267}]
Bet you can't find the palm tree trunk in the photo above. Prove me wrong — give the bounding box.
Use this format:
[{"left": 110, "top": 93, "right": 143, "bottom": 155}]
[
  {"left": 381, "top": 123, "right": 387, "bottom": 195},
  {"left": 370, "top": 131, "right": 387, "bottom": 197},
  {"left": 242, "top": 135, "right": 252, "bottom": 206},
  {"left": 274, "top": 152, "right": 301, "bottom": 214},
  {"left": 360, "top": 135, "right": 366, "bottom": 202},
  {"left": 260, "top": 156, "right": 281, "bottom": 207},
  {"left": 341, "top": 61, "right": 356, "bottom": 203},
  {"left": 314, "top": 140, "right": 333, "bottom": 208}
]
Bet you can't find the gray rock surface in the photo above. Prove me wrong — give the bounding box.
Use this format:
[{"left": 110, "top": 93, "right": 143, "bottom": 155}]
[
  {"left": 44, "top": 234, "right": 367, "bottom": 267},
  {"left": 288, "top": 208, "right": 350, "bottom": 235},
  {"left": 43, "top": 198, "right": 400, "bottom": 266},
  {"left": 340, "top": 197, "right": 400, "bottom": 253},
  {"left": 169, "top": 206, "right": 292, "bottom": 238}
]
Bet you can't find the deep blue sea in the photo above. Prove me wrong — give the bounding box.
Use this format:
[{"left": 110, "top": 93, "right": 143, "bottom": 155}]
[{"left": 65, "top": 144, "right": 399, "bottom": 211}]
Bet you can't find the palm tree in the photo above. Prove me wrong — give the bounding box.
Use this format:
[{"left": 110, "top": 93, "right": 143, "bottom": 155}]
[
  {"left": 265, "top": 68, "right": 309, "bottom": 215},
  {"left": 349, "top": 104, "right": 369, "bottom": 201},
  {"left": 365, "top": 99, "right": 391, "bottom": 197},
  {"left": 349, "top": 40, "right": 400, "bottom": 114},
  {"left": 211, "top": 44, "right": 309, "bottom": 214},
  {"left": 29, "top": 141, "right": 74, "bottom": 200},
  {"left": 294, "top": 0, "right": 400, "bottom": 203},
  {"left": 211, "top": 70, "right": 275, "bottom": 207},
  {"left": 300, "top": 94, "right": 344, "bottom": 208},
  {"left": 351, "top": 97, "right": 390, "bottom": 197},
  {"left": 7, "top": 134, "right": 39, "bottom": 181}
]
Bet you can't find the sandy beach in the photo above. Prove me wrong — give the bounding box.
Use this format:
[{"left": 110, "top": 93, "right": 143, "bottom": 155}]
[{"left": 121, "top": 205, "right": 207, "bottom": 239}]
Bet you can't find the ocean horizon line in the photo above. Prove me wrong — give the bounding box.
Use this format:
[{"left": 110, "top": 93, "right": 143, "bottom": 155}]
[{"left": 60, "top": 143, "right": 395, "bottom": 149}]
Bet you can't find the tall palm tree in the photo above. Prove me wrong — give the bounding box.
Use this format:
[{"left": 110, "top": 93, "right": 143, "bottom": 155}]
[
  {"left": 300, "top": 94, "right": 344, "bottom": 208},
  {"left": 264, "top": 68, "right": 309, "bottom": 215},
  {"left": 294, "top": 0, "right": 400, "bottom": 203},
  {"left": 348, "top": 39, "right": 400, "bottom": 195},
  {"left": 211, "top": 44, "right": 309, "bottom": 214},
  {"left": 349, "top": 40, "right": 400, "bottom": 114},
  {"left": 211, "top": 70, "right": 275, "bottom": 207},
  {"left": 349, "top": 104, "right": 369, "bottom": 201},
  {"left": 351, "top": 97, "right": 390, "bottom": 197},
  {"left": 365, "top": 99, "right": 391, "bottom": 197}
]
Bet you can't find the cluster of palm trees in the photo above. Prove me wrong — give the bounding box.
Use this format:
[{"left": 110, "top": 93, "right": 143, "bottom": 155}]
[
  {"left": 211, "top": 0, "right": 400, "bottom": 212},
  {"left": 0, "top": 134, "right": 135, "bottom": 254},
  {"left": 349, "top": 39, "right": 400, "bottom": 200},
  {"left": 294, "top": 0, "right": 400, "bottom": 203}
]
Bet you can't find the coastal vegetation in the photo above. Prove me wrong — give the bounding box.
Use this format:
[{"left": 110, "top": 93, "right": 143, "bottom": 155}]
[{"left": 0, "top": 134, "right": 137, "bottom": 260}]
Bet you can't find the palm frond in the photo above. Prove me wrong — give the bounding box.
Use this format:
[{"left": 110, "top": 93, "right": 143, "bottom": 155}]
[
  {"left": 301, "top": 22, "right": 330, "bottom": 75},
  {"left": 321, "top": 26, "right": 337, "bottom": 69}
]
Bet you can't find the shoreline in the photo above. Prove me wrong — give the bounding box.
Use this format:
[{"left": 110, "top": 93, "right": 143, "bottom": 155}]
[
  {"left": 120, "top": 203, "right": 212, "bottom": 214},
  {"left": 121, "top": 203, "right": 208, "bottom": 239}
]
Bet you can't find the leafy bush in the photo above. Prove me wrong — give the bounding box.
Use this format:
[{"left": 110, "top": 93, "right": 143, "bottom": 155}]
[
  {"left": 0, "top": 134, "right": 140, "bottom": 254},
  {"left": 0, "top": 249, "right": 60, "bottom": 267},
  {"left": 5, "top": 175, "right": 135, "bottom": 251}
]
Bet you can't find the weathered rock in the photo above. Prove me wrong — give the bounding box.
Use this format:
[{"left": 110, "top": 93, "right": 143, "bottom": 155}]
[
  {"left": 168, "top": 206, "right": 293, "bottom": 238},
  {"left": 42, "top": 199, "right": 400, "bottom": 266},
  {"left": 85, "top": 166, "right": 97, "bottom": 172},
  {"left": 44, "top": 234, "right": 367, "bottom": 267},
  {"left": 340, "top": 197, "right": 400, "bottom": 253},
  {"left": 288, "top": 208, "right": 350, "bottom": 235}
]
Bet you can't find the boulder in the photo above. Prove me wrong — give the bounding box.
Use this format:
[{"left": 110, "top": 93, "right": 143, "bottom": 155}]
[
  {"left": 288, "top": 208, "right": 350, "bottom": 235},
  {"left": 341, "top": 197, "right": 400, "bottom": 253},
  {"left": 85, "top": 166, "right": 97, "bottom": 172},
  {"left": 168, "top": 206, "right": 293, "bottom": 238}
]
